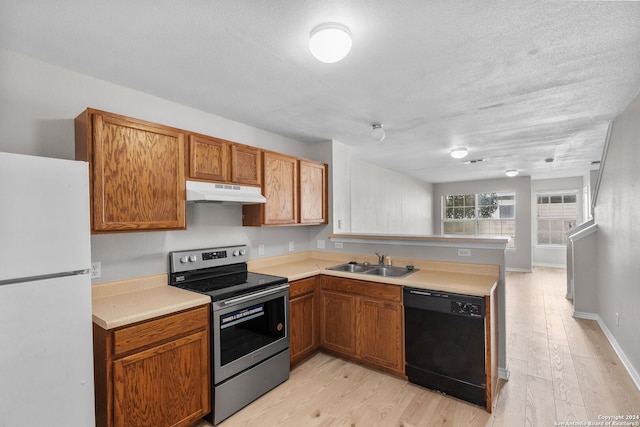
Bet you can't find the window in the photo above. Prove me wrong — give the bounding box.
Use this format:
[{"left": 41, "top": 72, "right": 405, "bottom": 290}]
[
  {"left": 442, "top": 192, "right": 516, "bottom": 248},
  {"left": 536, "top": 192, "right": 578, "bottom": 245}
]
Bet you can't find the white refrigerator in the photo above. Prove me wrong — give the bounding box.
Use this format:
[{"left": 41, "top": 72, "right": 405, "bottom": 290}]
[{"left": 0, "top": 152, "right": 96, "bottom": 426}]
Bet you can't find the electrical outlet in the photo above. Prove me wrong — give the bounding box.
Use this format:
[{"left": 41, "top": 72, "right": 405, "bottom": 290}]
[
  {"left": 317, "top": 240, "right": 325, "bottom": 249},
  {"left": 458, "top": 248, "right": 471, "bottom": 257},
  {"left": 288, "top": 241, "right": 294, "bottom": 251},
  {"left": 616, "top": 312, "right": 619, "bottom": 327},
  {"left": 258, "top": 244, "right": 264, "bottom": 255},
  {"left": 334, "top": 242, "right": 343, "bottom": 249},
  {"left": 91, "top": 261, "right": 101, "bottom": 279}
]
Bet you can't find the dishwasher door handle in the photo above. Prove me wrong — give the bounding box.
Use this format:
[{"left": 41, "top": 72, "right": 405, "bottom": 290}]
[
  {"left": 408, "top": 289, "right": 448, "bottom": 298},
  {"left": 409, "top": 290, "right": 432, "bottom": 296}
]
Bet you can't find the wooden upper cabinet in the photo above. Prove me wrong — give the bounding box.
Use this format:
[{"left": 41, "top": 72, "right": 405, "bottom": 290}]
[
  {"left": 299, "top": 159, "right": 328, "bottom": 224},
  {"left": 188, "top": 134, "right": 230, "bottom": 182},
  {"left": 75, "top": 109, "right": 186, "bottom": 233},
  {"left": 231, "top": 144, "right": 261, "bottom": 186},
  {"left": 243, "top": 151, "right": 298, "bottom": 226},
  {"left": 263, "top": 151, "right": 298, "bottom": 225},
  {"left": 243, "top": 153, "right": 328, "bottom": 227},
  {"left": 188, "top": 135, "right": 261, "bottom": 186}
]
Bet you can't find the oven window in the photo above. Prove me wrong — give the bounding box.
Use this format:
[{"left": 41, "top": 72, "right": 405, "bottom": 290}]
[{"left": 219, "top": 298, "right": 286, "bottom": 366}]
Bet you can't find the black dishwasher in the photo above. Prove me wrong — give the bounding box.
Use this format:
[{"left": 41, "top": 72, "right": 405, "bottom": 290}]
[{"left": 404, "top": 287, "right": 486, "bottom": 407}]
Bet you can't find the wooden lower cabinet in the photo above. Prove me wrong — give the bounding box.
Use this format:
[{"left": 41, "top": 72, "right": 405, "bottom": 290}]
[
  {"left": 93, "top": 305, "right": 210, "bottom": 427},
  {"left": 320, "top": 290, "right": 357, "bottom": 356},
  {"left": 320, "top": 276, "right": 404, "bottom": 376},
  {"left": 357, "top": 297, "right": 404, "bottom": 373},
  {"left": 289, "top": 277, "right": 321, "bottom": 366}
]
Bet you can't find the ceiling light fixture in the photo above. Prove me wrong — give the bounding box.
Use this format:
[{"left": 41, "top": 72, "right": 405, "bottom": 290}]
[
  {"left": 450, "top": 147, "right": 468, "bottom": 159},
  {"left": 505, "top": 169, "right": 519, "bottom": 177},
  {"left": 309, "top": 22, "right": 352, "bottom": 63},
  {"left": 371, "top": 124, "right": 385, "bottom": 142}
]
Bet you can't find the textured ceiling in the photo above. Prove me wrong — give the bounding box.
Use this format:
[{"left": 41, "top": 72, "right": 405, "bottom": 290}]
[{"left": 1, "top": 0, "right": 639, "bottom": 183}]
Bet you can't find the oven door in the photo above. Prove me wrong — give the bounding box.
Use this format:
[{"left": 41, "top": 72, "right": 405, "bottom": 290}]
[{"left": 212, "top": 284, "right": 289, "bottom": 384}]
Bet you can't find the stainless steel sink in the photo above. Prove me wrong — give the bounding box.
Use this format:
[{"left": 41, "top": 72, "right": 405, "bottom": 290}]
[
  {"left": 326, "top": 262, "right": 375, "bottom": 273},
  {"left": 363, "top": 265, "right": 417, "bottom": 278},
  {"left": 326, "top": 262, "right": 418, "bottom": 278}
]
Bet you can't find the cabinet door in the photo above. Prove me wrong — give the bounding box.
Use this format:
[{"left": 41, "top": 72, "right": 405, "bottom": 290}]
[
  {"left": 290, "top": 293, "right": 318, "bottom": 365},
  {"left": 262, "top": 151, "right": 298, "bottom": 225},
  {"left": 357, "top": 297, "right": 404, "bottom": 374},
  {"left": 290, "top": 277, "right": 320, "bottom": 366},
  {"left": 321, "top": 290, "right": 356, "bottom": 357},
  {"left": 231, "top": 144, "right": 261, "bottom": 186},
  {"left": 299, "top": 160, "right": 328, "bottom": 224},
  {"left": 188, "top": 134, "right": 229, "bottom": 182},
  {"left": 91, "top": 112, "right": 186, "bottom": 231},
  {"left": 113, "top": 330, "right": 209, "bottom": 427}
]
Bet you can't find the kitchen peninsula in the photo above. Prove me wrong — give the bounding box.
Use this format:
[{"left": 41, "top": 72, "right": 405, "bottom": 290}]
[{"left": 248, "top": 249, "right": 500, "bottom": 412}]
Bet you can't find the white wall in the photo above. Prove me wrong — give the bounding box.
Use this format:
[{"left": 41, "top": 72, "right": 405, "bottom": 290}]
[
  {"left": 0, "top": 48, "right": 328, "bottom": 283},
  {"left": 593, "top": 90, "right": 640, "bottom": 383},
  {"left": 331, "top": 141, "right": 352, "bottom": 233},
  {"left": 331, "top": 141, "right": 434, "bottom": 235},
  {"left": 433, "top": 176, "right": 532, "bottom": 272},
  {"left": 349, "top": 159, "right": 434, "bottom": 235},
  {"left": 531, "top": 177, "right": 584, "bottom": 268}
]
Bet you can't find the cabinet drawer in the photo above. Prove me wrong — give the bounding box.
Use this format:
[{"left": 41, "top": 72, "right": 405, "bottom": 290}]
[
  {"left": 290, "top": 277, "right": 317, "bottom": 299},
  {"left": 321, "top": 276, "right": 402, "bottom": 302},
  {"left": 113, "top": 305, "right": 209, "bottom": 357}
]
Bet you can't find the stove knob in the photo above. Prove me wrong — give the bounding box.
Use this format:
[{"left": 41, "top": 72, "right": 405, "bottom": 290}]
[
  {"left": 232, "top": 250, "right": 240, "bottom": 256},
  {"left": 461, "top": 303, "right": 472, "bottom": 313},
  {"left": 239, "top": 249, "right": 246, "bottom": 255},
  {"left": 189, "top": 255, "right": 197, "bottom": 262},
  {"left": 180, "top": 256, "right": 188, "bottom": 264}
]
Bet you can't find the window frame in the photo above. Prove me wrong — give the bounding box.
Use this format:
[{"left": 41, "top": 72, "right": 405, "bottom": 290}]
[
  {"left": 535, "top": 190, "right": 579, "bottom": 247},
  {"left": 441, "top": 192, "right": 517, "bottom": 249}
]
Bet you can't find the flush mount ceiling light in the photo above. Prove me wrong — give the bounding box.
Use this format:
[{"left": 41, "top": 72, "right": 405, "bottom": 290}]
[
  {"left": 309, "top": 22, "right": 352, "bottom": 63},
  {"left": 505, "top": 169, "right": 519, "bottom": 177},
  {"left": 371, "top": 124, "right": 385, "bottom": 142},
  {"left": 450, "top": 147, "right": 468, "bottom": 159}
]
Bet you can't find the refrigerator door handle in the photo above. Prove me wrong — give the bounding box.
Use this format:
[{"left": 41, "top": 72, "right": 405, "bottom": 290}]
[{"left": 0, "top": 269, "right": 90, "bottom": 287}]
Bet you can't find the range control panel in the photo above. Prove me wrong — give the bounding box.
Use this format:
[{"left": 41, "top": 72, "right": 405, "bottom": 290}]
[
  {"left": 202, "top": 250, "right": 228, "bottom": 261},
  {"left": 169, "top": 245, "right": 249, "bottom": 273}
]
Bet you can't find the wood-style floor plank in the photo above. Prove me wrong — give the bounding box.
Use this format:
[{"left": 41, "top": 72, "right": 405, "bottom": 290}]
[{"left": 196, "top": 267, "right": 640, "bottom": 427}]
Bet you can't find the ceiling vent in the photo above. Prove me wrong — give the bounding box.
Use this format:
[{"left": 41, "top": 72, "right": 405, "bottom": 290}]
[{"left": 464, "top": 158, "right": 485, "bottom": 164}]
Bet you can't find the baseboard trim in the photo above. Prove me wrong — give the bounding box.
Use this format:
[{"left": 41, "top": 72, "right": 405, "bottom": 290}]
[
  {"left": 498, "top": 367, "right": 510, "bottom": 380},
  {"left": 572, "top": 311, "right": 640, "bottom": 391},
  {"left": 532, "top": 262, "right": 567, "bottom": 268},
  {"left": 505, "top": 267, "right": 532, "bottom": 273}
]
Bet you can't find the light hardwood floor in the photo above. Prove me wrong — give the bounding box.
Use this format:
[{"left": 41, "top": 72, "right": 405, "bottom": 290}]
[{"left": 199, "top": 267, "right": 640, "bottom": 427}]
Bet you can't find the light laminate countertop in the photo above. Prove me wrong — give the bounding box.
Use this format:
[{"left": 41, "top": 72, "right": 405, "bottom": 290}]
[
  {"left": 92, "top": 252, "right": 498, "bottom": 330},
  {"left": 91, "top": 273, "right": 211, "bottom": 330},
  {"left": 249, "top": 252, "right": 498, "bottom": 297}
]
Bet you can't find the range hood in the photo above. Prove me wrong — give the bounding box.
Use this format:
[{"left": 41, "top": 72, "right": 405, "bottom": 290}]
[{"left": 186, "top": 180, "right": 266, "bottom": 204}]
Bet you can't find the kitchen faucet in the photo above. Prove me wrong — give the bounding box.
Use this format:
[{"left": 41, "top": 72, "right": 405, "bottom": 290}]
[{"left": 375, "top": 252, "right": 385, "bottom": 266}]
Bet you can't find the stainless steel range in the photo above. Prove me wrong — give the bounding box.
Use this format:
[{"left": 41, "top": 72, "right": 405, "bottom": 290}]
[{"left": 169, "top": 245, "right": 290, "bottom": 425}]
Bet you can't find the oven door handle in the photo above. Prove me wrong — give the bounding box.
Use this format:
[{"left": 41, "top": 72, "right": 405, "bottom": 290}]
[{"left": 221, "top": 284, "right": 289, "bottom": 306}]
